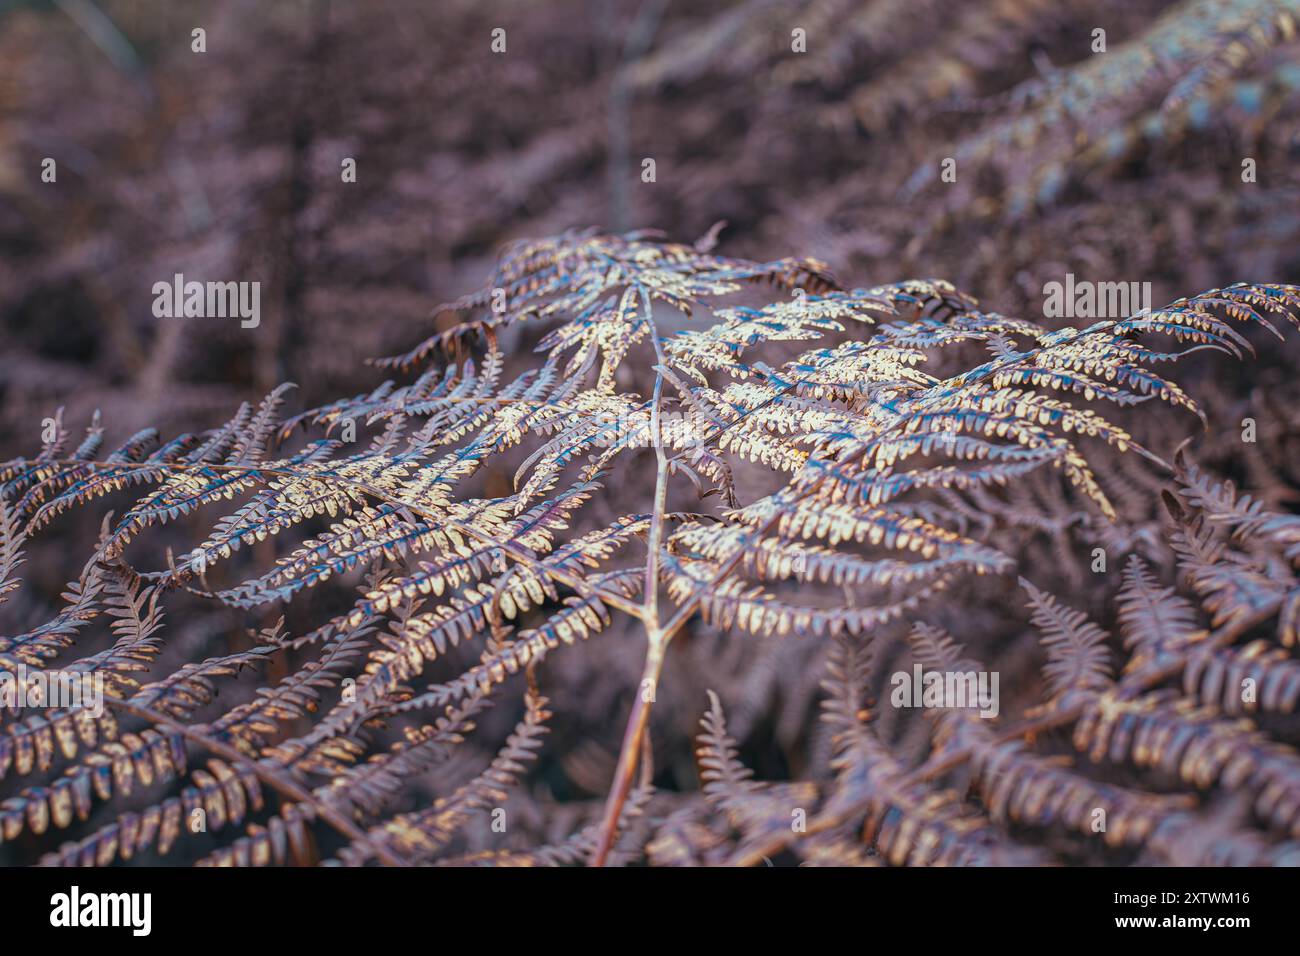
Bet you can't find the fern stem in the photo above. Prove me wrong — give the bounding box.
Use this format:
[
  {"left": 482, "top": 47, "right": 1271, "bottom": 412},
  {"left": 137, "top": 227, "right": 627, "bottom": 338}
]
[
  {"left": 592, "top": 631, "right": 666, "bottom": 866},
  {"left": 594, "top": 313, "right": 676, "bottom": 867},
  {"left": 643, "top": 366, "right": 670, "bottom": 625}
]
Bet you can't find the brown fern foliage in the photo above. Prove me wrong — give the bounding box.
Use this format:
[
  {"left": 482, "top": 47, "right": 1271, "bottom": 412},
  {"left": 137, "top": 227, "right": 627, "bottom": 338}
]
[
  {"left": 686, "top": 454, "right": 1300, "bottom": 866},
  {"left": 2, "top": 230, "right": 1298, "bottom": 866}
]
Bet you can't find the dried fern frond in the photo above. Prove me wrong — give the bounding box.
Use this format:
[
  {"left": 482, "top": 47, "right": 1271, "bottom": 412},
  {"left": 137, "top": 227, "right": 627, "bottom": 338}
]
[
  {"left": 678, "top": 462, "right": 1300, "bottom": 865},
  {"left": 1, "top": 230, "right": 1296, "bottom": 867}
]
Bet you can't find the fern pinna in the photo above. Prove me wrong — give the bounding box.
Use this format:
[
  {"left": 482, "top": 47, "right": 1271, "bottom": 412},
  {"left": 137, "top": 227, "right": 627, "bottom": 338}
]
[{"left": 1, "top": 229, "right": 1297, "bottom": 866}]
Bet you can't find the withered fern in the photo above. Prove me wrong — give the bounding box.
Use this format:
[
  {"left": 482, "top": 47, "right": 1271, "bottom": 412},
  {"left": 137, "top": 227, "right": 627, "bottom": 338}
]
[
  {"left": 690, "top": 459, "right": 1300, "bottom": 865},
  {"left": 1, "top": 230, "right": 1297, "bottom": 866}
]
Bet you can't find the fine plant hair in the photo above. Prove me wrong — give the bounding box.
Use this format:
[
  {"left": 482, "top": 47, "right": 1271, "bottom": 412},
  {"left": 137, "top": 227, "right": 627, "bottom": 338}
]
[{"left": 2, "top": 229, "right": 1298, "bottom": 865}]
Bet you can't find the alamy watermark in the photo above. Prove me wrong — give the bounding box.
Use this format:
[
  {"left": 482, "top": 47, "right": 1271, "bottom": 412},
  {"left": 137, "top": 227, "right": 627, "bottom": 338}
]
[
  {"left": 890, "top": 664, "right": 999, "bottom": 718},
  {"left": 1042, "top": 273, "right": 1151, "bottom": 320},
  {"left": 0, "top": 664, "right": 105, "bottom": 718},
  {"left": 578, "top": 407, "right": 712, "bottom": 450},
  {"left": 152, "top": 273, "right": 260, "bottom": 328},
  {"left": 50, "top": 886, "right": 151, "bottom": 936}
]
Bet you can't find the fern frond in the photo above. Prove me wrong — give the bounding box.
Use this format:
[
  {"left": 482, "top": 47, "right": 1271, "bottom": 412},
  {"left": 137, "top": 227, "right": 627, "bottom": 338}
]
[
  {"left": 1022, "top": 579, "right": 1114, "bottom": 701},
  {"left": 3, "top": 228, "right": 1297, "bottom": 868}
]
